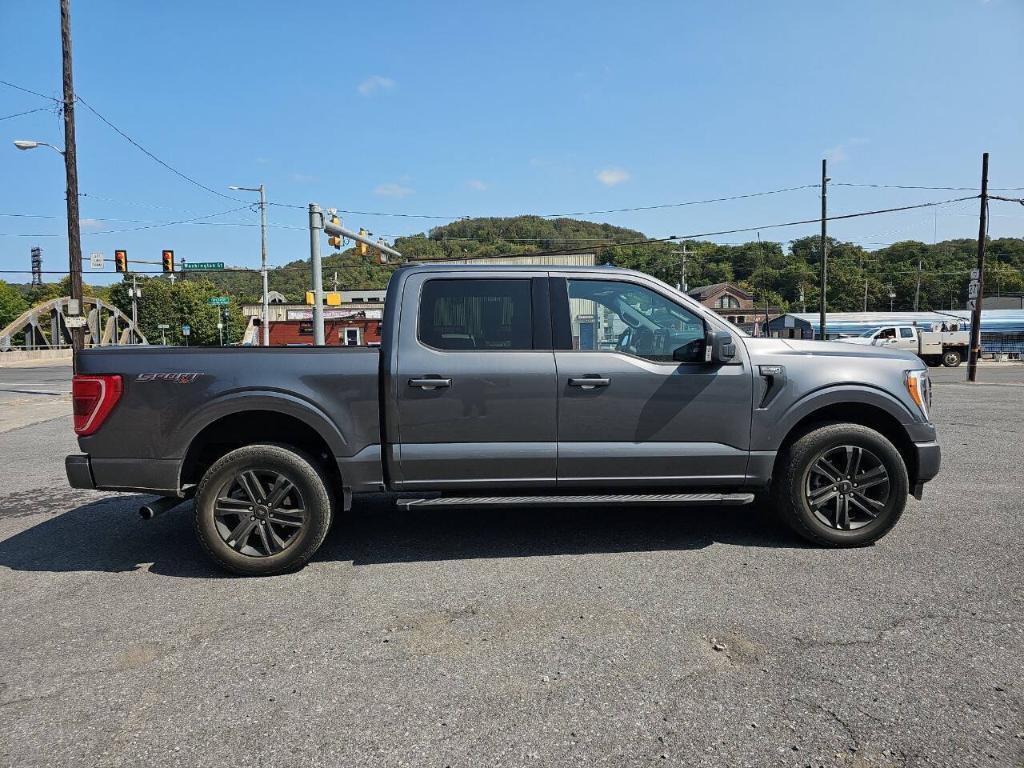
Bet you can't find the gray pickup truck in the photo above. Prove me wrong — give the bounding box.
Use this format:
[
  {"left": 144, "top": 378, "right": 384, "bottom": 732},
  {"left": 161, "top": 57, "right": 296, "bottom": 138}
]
[{"left": 67, "top": 264, "right": 940, "bottom": 575}]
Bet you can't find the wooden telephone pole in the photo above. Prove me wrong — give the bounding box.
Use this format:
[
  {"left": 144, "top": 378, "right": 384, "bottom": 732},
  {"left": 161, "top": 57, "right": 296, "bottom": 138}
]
[
  {"left": 966, "top": 152, "right": 989, "bottom": 382},
  {"left": 818, "top": 159, "right": 828, "bottom": 340},
  {"left": 61, "top": 0, "right": 84, "bottom": 362}
]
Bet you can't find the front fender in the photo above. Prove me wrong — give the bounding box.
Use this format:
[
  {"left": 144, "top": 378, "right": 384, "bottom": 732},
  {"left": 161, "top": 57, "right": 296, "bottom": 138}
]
[{"left": 753, "top": 383, "right": 920, "bottom": 451}]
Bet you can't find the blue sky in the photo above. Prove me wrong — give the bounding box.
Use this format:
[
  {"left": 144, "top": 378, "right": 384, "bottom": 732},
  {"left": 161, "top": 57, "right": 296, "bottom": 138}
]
[{"left": 1, "top": 0, "right": 1022, "bottom": 285}]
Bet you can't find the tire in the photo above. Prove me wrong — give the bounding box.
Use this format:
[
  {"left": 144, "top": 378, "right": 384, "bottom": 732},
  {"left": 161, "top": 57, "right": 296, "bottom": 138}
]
[
  {"left": 771, "top": 423, "right": 909, "bottom": 547},
  {"left": 194, "top": 443, "right": 333, "bottom": 576},
  {"left": 942, "top": 349, "right": 962, "bottom": 367}
]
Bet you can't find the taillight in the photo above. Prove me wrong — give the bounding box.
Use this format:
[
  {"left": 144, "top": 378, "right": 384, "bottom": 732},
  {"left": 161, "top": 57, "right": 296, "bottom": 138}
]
[{"left": 72, "top": 375, "right": 123, "bottom": 436}]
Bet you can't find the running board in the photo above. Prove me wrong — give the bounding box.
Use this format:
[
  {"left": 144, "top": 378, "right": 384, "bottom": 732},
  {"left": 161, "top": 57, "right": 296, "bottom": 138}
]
[{"left": 396, "top": 492, "right": 756, "bottom": 511}]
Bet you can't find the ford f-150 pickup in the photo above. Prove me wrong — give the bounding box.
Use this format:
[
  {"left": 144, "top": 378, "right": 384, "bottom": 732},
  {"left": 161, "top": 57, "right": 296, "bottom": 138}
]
[{"left": 66, "top": 264, "right": 941, "bottom": 575}]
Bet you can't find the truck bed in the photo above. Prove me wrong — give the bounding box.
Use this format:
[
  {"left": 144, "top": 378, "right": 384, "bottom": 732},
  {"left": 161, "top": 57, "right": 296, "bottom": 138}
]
[{"left": 75, "top": 346, "right": 382, "bottom": 494}]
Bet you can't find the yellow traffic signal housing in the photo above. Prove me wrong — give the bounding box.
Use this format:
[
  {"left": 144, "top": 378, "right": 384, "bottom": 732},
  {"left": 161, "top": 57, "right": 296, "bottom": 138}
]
[
  {"left": 114, "top": 249, "right": 128, "bottom": 273},
  {"left": 357, "top": 228, "right": 369, "bottom": 257},
  {"left": 162, "top": 249, "right": 174, "bottom": 273},
  {"left": 327, "top": 215, "right": 343, "bottom": 249},
  {"left": 325, "top": 291, "right": 341, "bottom": 306},
  {"left": 305, "top": 291, "right": 315, "bottom": 305}
]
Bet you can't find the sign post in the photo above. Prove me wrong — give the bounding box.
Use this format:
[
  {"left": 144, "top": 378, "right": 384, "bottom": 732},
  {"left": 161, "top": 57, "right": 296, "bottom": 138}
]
[
  {"left": 181, "top": 322, "right": 191, "bottom": 347},
  {"left": 157, "top": 323, "right": 169, "bottom": 345}
]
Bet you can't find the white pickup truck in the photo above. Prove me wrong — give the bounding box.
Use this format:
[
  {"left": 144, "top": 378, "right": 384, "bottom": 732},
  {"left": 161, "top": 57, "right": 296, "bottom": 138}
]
[{"left": 838, "top": 324, "right": 970, "bottom": 367}]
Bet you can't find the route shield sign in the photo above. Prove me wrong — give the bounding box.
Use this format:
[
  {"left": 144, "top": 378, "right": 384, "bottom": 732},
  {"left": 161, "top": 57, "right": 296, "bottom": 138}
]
[{"left": 181, "top": 323, "right": 191, "bottom": 336}]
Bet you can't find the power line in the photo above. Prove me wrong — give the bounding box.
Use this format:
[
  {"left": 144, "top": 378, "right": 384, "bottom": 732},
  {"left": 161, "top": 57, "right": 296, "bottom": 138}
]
[
  {"left": 537, "top": 184, "right": 822, "bottom": 218},
  {"left": 0, "top": 79, "right": 61, "bottom": 102},
  {"left": 81, "top": 205, "right": 253, "bottom": 235},
  {"left": 835, "top": 181, "right": 1024, "bottom": 192},
  {"left": 0, "top": 106, "right": 54, "bottom": 122},
  {"left": 74, "top": 94, "right": 248, "bottom": 204},
  {"left": 265, "top": 183, "right": 823, "bottom": 221}
]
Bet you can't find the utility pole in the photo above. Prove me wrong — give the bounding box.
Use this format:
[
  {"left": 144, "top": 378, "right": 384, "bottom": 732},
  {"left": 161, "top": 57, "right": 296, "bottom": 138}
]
[
  {"left": 61, "top": 0, "right": 84, "bottom": 365},
  {"left": 863, "top": 280, "right": 869, "bottom": 311},
  {"left": 799, "top": 285, "right": 806, "bottom": 313},
  {"left": 913, "top": 254, "right": 922, "bottom": 312},
  {"left": 818, "top": 158, "right": 828, "bottom": 340},
  {"left": 672, "top": 244, "right": 688, "bottom": 292},
  {"left": 308, "top": 203, "right": 326, "bottom": 346},
  {"left": 258, "top": 184, "right": 268, "bottom": 346},
  {"left": 888, "top": 284, "right": 896, "bottom": 312},
  {"left": 128, "top": 274, "right": 139, "bottom": 342},
  {"left": 967, "top": 152, "right": 989, "bottom": 383}
]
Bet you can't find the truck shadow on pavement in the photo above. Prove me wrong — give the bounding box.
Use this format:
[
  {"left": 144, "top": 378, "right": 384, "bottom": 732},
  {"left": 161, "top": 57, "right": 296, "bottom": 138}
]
[{"left": 0, "top": 490, "right": 807, "bottom": 578}]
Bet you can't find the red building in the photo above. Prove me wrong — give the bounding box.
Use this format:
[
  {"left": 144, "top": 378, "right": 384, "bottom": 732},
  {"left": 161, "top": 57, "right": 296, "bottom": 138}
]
[{"left": 268, "top": 317, "right": 382, "bottom": 346}]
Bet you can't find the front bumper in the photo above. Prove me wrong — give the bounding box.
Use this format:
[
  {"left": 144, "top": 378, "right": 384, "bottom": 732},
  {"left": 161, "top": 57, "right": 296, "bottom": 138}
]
[
  {"left": 910, "top": 440, "right": 941, "bottom": 499},
  {"left": 66, "top": 454, "right": 96, "bottom": 490}
]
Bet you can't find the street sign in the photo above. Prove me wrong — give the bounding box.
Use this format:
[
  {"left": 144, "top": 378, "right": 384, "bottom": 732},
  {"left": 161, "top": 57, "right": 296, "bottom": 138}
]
[
  {"left": 64, "top": 316, "right": 87, "bottom": 328},
  {"left": 968, "top": 281, "right": 980, "bottom": 299},
  {"left": 207, "top": 297, "right": 230, "bottom": 306},
  {"left": 181, "top": 324, "right": 191, "bottom": 336},
  {"left": 970, "top": 268, "right": 980, "bottom": 281},
  {"left": 217, "top": 322, "right": 224, "bottom": 330},
  {"left": 182, "top": 262, "right": 225, "bottom": 271},
  {"left": 157, "top": 323, "right": 170, "bottom": 330},
  {"left": 967, "top": 298, "right": 977, "bottom": 311},
  {"left": 89, "top": 252, "right": 104, "bottom": 270}
]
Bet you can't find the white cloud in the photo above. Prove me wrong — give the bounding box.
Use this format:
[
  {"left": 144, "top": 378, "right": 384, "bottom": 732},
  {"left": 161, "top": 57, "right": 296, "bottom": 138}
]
[
  {"left": 374, "top": 182, "right": 414, "bottom": 198},
  {"left": 824, "top": 137, "right": 869, "bottom": 164},
  {"left": 466, "top": 179, "right": 488, "bottom": 191},
  {"left": 289, "top": 172, "right": 315, "bottom": 184},
  {"left": 596, "top": 167, "right": 630, "bottom": 187},
  {"left": 80, "top": 218, "right": 103, "bottom": 229},
  {"left": 357, "top": 75, "right": 395, "bottom": 96}
]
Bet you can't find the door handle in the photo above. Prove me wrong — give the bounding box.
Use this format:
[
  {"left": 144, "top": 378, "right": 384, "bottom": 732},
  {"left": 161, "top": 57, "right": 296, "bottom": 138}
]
[
  {"left": 408, "top": 377, "right": 452, "bottom": 390},
  {"left": 568, "top": 376, "right": 610, "bottom": 389}
]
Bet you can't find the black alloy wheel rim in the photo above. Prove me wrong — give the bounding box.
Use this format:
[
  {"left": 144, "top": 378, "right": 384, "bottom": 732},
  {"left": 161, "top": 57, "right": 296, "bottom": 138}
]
[
  {"left": 804, "top": 445, "right": 891, "bottom": 531},
  {"left": 213, "top": 469, "right": 306, "bottom": 557}
]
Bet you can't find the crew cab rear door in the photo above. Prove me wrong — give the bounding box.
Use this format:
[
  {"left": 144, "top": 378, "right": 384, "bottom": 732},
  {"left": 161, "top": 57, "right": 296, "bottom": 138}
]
[
  {"left": 388, "top": 270, "right": 557, "bottom": 490},
  {"left": 550, "top": 274, "right": 753, "bottom": 487}
]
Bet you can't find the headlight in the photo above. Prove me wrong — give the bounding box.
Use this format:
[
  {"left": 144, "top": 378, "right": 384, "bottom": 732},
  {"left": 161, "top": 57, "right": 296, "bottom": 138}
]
[{"left": 905, "top": 369, "right": 931, "bottom": 421}]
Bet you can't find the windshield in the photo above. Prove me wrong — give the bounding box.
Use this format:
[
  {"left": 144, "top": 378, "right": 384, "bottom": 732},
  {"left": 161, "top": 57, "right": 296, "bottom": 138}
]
[{"left": 858, "top": 328, "right": 879, "bottom": 338}]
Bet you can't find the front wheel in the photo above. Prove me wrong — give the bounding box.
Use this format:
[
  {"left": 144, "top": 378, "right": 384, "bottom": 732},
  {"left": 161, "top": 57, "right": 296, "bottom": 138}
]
[
  {"left": 772, "top": 423, "right": 909, "bottom": 547},
  {"left": 194, "top": 443, "right": 333, "bottom": 576}
]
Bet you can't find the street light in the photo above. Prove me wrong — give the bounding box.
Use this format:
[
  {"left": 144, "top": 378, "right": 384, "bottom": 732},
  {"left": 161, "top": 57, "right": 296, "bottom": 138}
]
[
  {"left": 229, "top": 184, "right": 269, "bottom": 346},
  {"left": 14, "top": 139, "right": 65, "bottom": 155}
]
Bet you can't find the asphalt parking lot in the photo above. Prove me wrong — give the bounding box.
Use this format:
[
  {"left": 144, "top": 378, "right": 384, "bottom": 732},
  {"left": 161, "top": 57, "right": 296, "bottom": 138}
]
[{"left": 0, "top": 363, "right": 1021, "bottom": 767}]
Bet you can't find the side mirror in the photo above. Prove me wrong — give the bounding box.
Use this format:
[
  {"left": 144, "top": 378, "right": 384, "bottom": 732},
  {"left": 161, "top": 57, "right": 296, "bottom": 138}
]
[{"left": 706, "top": 329, "right": 736, "bottom": 363}]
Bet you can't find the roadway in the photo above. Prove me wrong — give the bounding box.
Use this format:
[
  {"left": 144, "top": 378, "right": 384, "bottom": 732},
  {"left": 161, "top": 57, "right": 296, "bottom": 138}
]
[{"left": 0, "top": 362, "right": 1021, "bottom": 766}]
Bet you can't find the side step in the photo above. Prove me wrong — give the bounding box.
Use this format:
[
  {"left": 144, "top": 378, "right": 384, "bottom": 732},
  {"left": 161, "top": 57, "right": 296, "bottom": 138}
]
[{"left": 397, "top": 492, "right": 755, "bottom": 511}]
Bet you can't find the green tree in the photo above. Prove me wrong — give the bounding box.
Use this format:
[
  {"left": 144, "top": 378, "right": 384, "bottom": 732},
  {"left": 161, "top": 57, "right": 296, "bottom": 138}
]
[{"left": 0, "top": 280, "right": 29, "bottom": 330}]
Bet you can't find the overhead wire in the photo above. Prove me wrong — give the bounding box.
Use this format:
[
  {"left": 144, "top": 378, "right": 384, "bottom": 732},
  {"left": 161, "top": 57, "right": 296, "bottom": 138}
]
[{"left": 74, "top": 94, "right": 248, "bottom": 204}]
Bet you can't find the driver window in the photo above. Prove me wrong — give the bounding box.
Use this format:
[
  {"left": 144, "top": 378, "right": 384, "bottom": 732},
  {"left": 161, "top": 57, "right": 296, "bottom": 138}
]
[
  {"left": 565, "top": 279, "right": 705, "bottom": 363},
  {"left": 878, "top": 327, "right": 896, "bottom": 339}
]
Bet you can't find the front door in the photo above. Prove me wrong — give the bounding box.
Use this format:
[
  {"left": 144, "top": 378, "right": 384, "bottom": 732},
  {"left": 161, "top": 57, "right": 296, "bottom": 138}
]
[
  {"left": 552, "top": 276, "right": 753, "bottom": 488},
  {"left": 391, "top": 272, "right": 557, "bottom": 490}
]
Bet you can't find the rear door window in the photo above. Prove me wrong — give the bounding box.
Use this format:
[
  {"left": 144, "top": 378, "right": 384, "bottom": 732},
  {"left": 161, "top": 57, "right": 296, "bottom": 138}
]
[
  {"left": 419, "top": 279, "right": 533, "bottom": 350},
  {"left": 900, "top": 327, "right": 915, "bottom": 339}
]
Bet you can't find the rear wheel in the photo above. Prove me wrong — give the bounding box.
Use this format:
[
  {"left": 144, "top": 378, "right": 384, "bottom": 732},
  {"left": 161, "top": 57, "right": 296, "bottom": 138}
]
[
  {"left": 942, "top": 349, "right": 962, "bottom": 367},
  {"left": 194, "top": 443, "right": 333, "bottom": 576},
  {"left": 772, "top": 423, "right": 908, "bottom": 547}
]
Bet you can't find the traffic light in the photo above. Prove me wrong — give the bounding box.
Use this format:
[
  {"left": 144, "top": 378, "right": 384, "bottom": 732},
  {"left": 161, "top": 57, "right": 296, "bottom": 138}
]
[
  {"left": 327, "top": 215, "right": 343, "bottom": 250},
  {"left": 374, "top": 237, "right": 389, "bottom": 265},
  {"left": 114, "top": 249, "right": 128, "bottom": 273},
  {"left": 162, "top": 250, "right": 174, "bottom": 273},
  {"left": 357, "top": 228, "right": 369, "bottom": 257}
]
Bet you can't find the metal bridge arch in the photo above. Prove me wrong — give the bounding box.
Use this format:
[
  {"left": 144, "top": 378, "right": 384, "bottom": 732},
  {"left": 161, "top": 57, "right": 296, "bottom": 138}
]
[{"left": 0, "top": 296, "right": 148, "bottom": 350}]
